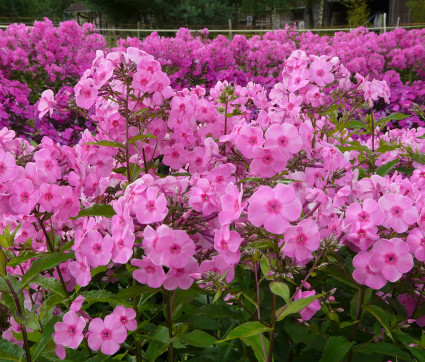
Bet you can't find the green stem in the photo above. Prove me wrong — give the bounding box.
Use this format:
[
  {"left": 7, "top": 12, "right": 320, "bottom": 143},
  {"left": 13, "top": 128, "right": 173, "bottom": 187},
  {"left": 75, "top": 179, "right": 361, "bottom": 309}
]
[
  {"left": 255, "top": 264, "right": 268, "bottom": 361},
  {"left": 36, "top": 216, "right": 69, "bottom": 299},
  {"left": 5, "top": 278, "right": 32, "bottom": 362},
  {"left": 166, "top": 292, "right": 174, "bottom": 362},
  {"left": 347, "top": 286, "right": 365, "bottom": 362},
  {"left": 268, "top": 293, "right": 276, "bottom": 362}
]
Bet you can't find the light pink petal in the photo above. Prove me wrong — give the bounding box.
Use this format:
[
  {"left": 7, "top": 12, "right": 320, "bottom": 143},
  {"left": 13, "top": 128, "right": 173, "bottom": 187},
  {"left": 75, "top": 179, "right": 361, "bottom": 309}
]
[{"left": 381, "top": 265, "right": 402, "bottom": 282}]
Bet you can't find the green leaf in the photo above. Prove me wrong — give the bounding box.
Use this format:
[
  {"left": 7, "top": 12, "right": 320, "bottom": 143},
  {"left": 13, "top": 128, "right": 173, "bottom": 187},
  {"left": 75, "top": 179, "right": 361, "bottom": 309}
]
[
  {"left": 357, "top": 342, "right": 413, "bottom": 361},
  {"left": 319, "top": 336, "right": 355, "bottom": 362},
  {"left": 396, "top": 166, "right": 414, "bottom": 176},
  {"left": 74, "top": 204, "right": 116, "bottom": 219},
  {"left": 80, "top": 290, "right": 131, "bottom": 307},
  {"left": 270, "top": 282, "right": 290, "bottom": 303},
  {"left": 116, "top": 285, "right": 159, "bottom": 300},
  {"left": 276, "top": 294, "right": 322, "bottom": 322},
  {"left": 7, "top": 251, "right": 38, "bottom": 267},
  {"left": 345, "top": 120, "right": 366, "bottom": 129},
  {"left": 376, "top": 158, "right": 399, "bottom": 177},
  {"left": 324, "top": 266, "right": 359, "bottom": 289},
  {"left": 363, "top": 305, "right": 394, "bottom": 341},
  {"left": 20, "top": 252, "right": 75, "bottom": 289},
  {"left": 243, "top": 334, "right": 270, "bottom": 362},
  {"left": 128, "top": 134, "right": 157, "bottom": 144},
  {"left": 32, "top": 276, "right": 67, "bottom": 298},
  {"left": 180, "top": 330, "right": 217, "bottom": 347},
  {"left": 218, "top": 321, "right": 271, "bottom": 343},
  {"left": 85, "top": 140, "right": 125, "bottom": 149},
  {"left": 0, "top": 338, "right": 25, "bottom": 361},
  {"left": 377, "top": 112, "right": 409, "bottom": 124},
  {"left": 0, "top": 234, "right": 10, "bottom": 249},
  {"left": 0, "top": 249, "right": 7, "bottom": 277},
  {"left": 145, "top": 340, "right": 167, "bottom": 361}
]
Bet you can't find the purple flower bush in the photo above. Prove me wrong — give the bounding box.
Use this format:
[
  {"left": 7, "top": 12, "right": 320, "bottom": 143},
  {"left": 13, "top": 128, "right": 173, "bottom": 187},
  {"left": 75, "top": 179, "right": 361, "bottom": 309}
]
[
  {"left": 0, "top": 19, "right": 105, "bottom": 144},
  {"left": 1, "top": 41, "right": 425, "bottom": 361}
]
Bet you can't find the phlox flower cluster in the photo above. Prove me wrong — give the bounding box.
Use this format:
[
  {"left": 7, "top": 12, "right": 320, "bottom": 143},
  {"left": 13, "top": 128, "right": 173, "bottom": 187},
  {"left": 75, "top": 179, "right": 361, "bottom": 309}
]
[{"left": 2, "top": 43, "right": 425, "bottom": 359}]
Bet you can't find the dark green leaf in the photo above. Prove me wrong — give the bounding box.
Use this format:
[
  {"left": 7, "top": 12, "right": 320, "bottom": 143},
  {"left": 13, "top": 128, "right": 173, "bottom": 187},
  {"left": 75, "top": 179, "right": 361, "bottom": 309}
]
[
  {"left": 243, "top": 334, "right": 270, "bottom": 362},
  {"left": 357, "top": 342, "right": 413, "bottom": 361},
  {"left": 128, "top": 134, "right": 157, "bottom": 144},
  {"left": 396, "top": 167, "right": 414, "bottom": 176},
  {"left": 219, "top": 321, "right": 271, "bottom": 342},
  {"left": 345, "top": 120, "right": 365, "bottom": 129},
  {"left": 116, "top": 285, "right": 159, "bottom": 300},
  {"left": 74, "top": 204, "right": 116, "bottom": 219},
  {"left": 7, "top": 251, "right": 38, "bottom": 267},
  {"left": 32, "top": 276, "right": 67, "bottom": 298},
  {"left": 276, "top": 294, "right": 322, "bottom": 322},
  {"left": 0, "top": 338, "right": 25, "bottom": 361},
  {"left": 319, "top": 336, "right": 355, "bottom": 362},
  {"left": 363, "top": 305, "right": 393, "bottom": 341},
  {"left": 376, "top": 158, "right": 399, "bottom": 176},
  {"left": 85, "top": 140, "right": 124, "bottom": 149},
  {"left": 20, "top": 252, "right": 75, "bottom": 289},
  {"left": 180, "top": 330, "right": 217, "bottom": 347}
]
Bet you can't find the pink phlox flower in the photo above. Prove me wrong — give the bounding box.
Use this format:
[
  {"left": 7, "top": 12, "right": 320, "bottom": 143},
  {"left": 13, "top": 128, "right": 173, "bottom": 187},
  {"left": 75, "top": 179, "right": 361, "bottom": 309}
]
[
  {"left": 214, "top": 225, "right": 242, "bottom": 264},
  {"left": 38, "top": 183, "right": 62, "bottom": 213},
  {"left": 264, "top": 123, "right": 302, "bottom": 158},
  {"left": 369, "top": 238, "right": 414, "bottom": 283},
  {"left": 156, "top": 229, "right": 195, "bottom": 268},
  {"left": 234, "top": 124, "right": 264, "bottom": 159},
  {"left": 285, "top": 68, "right": 310, "bottom": 92},
  {"left": 189, "top": 178, "right": 219, "bottom": 216},
  {"left": 407, "top": 227, "right": 425, "bottom": 261},
  {"left": 352, "top": 250, "right": 387, "bottom": 290},
  {"left": 199, "top": 255, "right": 235, "bottom": 283},
  {"left": 80, "top": 230, "right": 113, "bottom": 267},
  {"left": 54, "top": 311, "right": 86, "bottom": 349},
  {"left": 132, "top": 69, "right": 154, "bottom": 92},
  {"left": 282, "top": 219, "right": 321, "bottom": 265},
  {"left": 163, "top": 143, "right": 188, "bottom": 170},
  {"left": 38, "top": 89, "right": 57, "bottom": 118},
  {"left": 280, "top": 93, "right": 303, "bottom": 116},
  {"left": 112, "top": 306, "right": 137, "bottom": 331},
  {"left": 133, "top": 186, "right": 168, "bottom": 224},
  {"left": 0, "top": 149, "right": 18, "bottom": 182},
  {"left": 73, "top": 217, "right": 96, "bottom": 251},
  {"left": 88, "top": 315, "right": 127, "bottom": 355},
  {"left": 294, "top": 289, "right": 321, "bottom": 321},
  {"left": 57, "top": 186, "right": 80, "bottom": 220},
  {"left": 69, "top": 252, "right": 91, "bottom": 287},
  {"left": 346, "top": 221, "right": 379, "bottom": 251},
  {"left": 219, "top": 182, "right": 246, "bottom": 225},
  {"left": 34, "top": 148, "right": 61, "bottom": 182},
  {"left": 75, "top": 78, "right": 98, "bottom": 109},
  {"left": 111, "top": 225, "right": 135, "bottom": 264},
  {"left": 309, "top": 59, "right": 334, "bottom": 86},
  {"left": 163, "top": 257, "right": 199, "bottom": 290},
  {"left": 9, "top": 179, "right": 38, "bottom": 215},
  {"left": 248, "top": 184, "right": 301, "bottom": 234},
  {"left": 378, "top": 193, "right": 418, "bottom": 233},
  {"left": 206, "top": 163, "right": 236, "bottom": 194},
  {"left": 304, "top": 85, "right": 325, "bottom": 107},
  {"left": 250, "top": 146, "right": 287, "bottom": 178},
  {"left": 70, "top": 296, "right": 86, "bottom": 313},
  {"left": 132, "top": 256, "right": 165, "bottom": 288}
]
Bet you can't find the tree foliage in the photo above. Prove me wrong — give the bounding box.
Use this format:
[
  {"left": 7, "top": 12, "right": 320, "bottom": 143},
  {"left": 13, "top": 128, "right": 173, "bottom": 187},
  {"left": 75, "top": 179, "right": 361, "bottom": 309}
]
[{"left": 0, "top": 0, "right": 72, "bottom": 20}]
